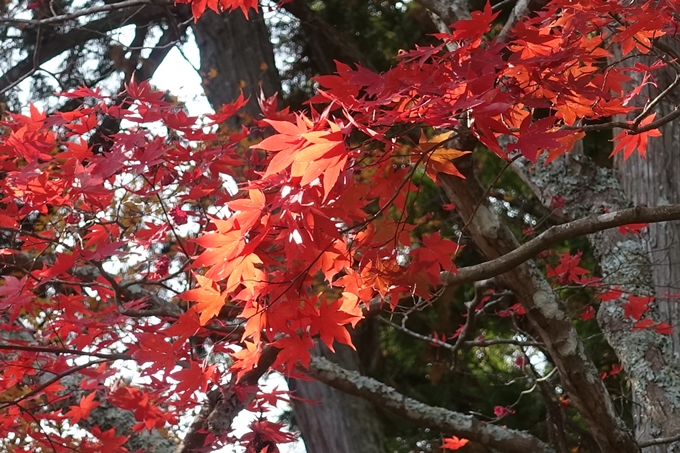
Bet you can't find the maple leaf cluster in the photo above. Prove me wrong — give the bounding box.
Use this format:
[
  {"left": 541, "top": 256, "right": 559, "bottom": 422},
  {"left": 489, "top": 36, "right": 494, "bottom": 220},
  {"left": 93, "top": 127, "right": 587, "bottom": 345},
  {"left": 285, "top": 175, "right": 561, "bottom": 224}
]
[
  {"left": 312, "top": 1, "right": 671, "bottom": 162},
  {"left": 0, "top": 0, "right": 678, "bottom": 451}
]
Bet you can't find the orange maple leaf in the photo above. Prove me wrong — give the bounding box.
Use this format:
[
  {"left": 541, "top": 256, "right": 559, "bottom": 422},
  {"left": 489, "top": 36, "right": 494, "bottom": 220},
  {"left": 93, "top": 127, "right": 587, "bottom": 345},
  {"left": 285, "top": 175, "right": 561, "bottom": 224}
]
[
  {"left": 230, "top": 340, "right": 263, "bottom": 381},
  {"left": 239, "top": 300, "right": 268, "bottom": 345},
  {"left": 555, "top": 95, "right": 595, "bottom": 126},
  {"left": 442, "top": 436, "right": 469, "bottom": 450},
  {"left": 178, "top": 274, "right": 227, "bottom": 325},
  {"left": 426, "top": 148, "right": 469, "bottom": 179},
  {"left": 254, "top": 117, "right": 347, "bottom": 199}
]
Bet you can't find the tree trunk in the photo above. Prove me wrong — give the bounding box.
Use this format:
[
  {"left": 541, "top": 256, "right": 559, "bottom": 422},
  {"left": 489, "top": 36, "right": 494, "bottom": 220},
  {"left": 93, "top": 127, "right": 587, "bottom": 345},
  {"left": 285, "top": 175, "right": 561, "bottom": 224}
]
[
  {"left": 288, "top": 342, "right": 386, "bottom": 453},
  {"left": 614, "top": 39, "right": 680, "bottom": 451},
  {"left": 515, "top": 149, "right": 680, "bottom": 453},
  {"left": 192, "top": 9, "right": 281, "bottom": 127}
]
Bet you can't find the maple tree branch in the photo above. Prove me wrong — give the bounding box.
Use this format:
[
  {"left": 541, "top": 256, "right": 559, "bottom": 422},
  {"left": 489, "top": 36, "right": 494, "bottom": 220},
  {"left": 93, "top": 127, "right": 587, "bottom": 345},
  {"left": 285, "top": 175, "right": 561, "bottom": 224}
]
[
  {"left": 465, "top": 338, "right": 543, "bottom": 347},
  {"left": 633, "top": 71, "right": 680, "bottom": 126},
  {"left": 0, "top": 3, "right": 186, "bottom": 95},
  {"left": 89, "top": 21, "right": 190, "bottom": 154},
  {"left": 447, "top": 280, "right": 491, "bottom": 358},
  {"left": 378, "top": 316, "right": 542, "bottom": 350},
  {"left": 574, "top": 105, "right": 680, "bottom": 133},
  {"left": 498, "top": 0, "right": 530, "bottom": 41},
  {"left": 439, "top": 154, "right": 637, "bottom": 453},
  {"left": 175, "top": 345, "right": 280, "bottom": 453},
  {"left": 0, "top": 359, "right": 108, "bottom": 410},
  {"left": 639, "top": 432, "right": 680, "bottom": 448},
  {"left": 415, "top": 0, "right": 470, "bottom": 24},
  {"left": 444, "top": 204, "right": 680, "bottom": 286},
  {"left": 90, "top": 260, "right": 184, "bottom": 319},
  {"left": 378, "top": 316, "right": 456, "bottom": 348},
  {"left": 0, "top": 344, "right": 132, "bottom": 361},
  {"left": 0, "top": 250, "right": 242, "bottom": 341},
  {"left": 489, "top": 189, "right": 568, "bottom": 226},
  {"left": 388, "top": 279, "right": 498, "bottom": 356},
  {"left": 307, "top": 356, "right": 554, "bottom": 453},
  {"left": 0, "top": 0, "right": 174, "bottom": 26}
]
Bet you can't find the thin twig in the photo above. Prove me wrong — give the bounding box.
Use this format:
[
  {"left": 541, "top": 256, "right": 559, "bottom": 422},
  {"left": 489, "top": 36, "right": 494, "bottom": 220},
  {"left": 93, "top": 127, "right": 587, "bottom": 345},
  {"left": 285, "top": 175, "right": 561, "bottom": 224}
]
[
  {"left": 0, "top": 0, "right": 173, "bottom": 26},
  {"left": 639, "top": 433, "right": 680, "bottom": 448}
]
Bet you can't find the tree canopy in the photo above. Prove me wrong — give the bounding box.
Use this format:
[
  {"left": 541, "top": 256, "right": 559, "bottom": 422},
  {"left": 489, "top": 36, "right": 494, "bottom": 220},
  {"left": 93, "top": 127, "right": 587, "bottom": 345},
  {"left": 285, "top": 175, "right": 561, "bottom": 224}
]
[{"left": 2, "top": 1, "right": 680, "bottom": 453}]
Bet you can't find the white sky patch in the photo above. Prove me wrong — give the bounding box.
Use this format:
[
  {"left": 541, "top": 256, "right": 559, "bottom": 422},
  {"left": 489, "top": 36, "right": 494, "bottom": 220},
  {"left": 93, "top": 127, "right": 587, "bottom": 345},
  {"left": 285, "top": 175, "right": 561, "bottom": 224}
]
[{"left": 152, "top": 30, "right": 213, "bottom": 116}]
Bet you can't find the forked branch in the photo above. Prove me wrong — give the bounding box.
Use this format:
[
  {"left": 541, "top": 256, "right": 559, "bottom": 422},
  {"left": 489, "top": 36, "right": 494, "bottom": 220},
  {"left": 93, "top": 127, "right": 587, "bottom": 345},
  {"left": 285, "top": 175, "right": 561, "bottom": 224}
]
[{"left": 444, "top": 204, "right": 680, "bottom": 286}]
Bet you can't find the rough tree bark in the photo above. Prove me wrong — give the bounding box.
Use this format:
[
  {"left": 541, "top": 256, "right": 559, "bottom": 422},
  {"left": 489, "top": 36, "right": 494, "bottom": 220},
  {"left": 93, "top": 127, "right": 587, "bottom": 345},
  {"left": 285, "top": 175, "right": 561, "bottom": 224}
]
[
  {"left": 515, "top": 149, "right": 680, "bottom": 452},
  {"left": 192, "top": 9, "right": 281, "bottom": 128},
  {"left": 440, "top": 150, "right": 637, "bottom": 453},
  {"left": 615, "top": 50, "right": 680, "bottom": 341},
  {"left": 610, "top": 37, "right": 680, "bottom": 451}
]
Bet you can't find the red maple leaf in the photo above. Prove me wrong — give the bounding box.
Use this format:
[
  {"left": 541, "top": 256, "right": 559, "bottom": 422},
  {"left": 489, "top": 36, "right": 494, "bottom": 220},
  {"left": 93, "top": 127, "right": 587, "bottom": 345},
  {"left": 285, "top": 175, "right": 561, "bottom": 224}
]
[
  {"left": 450, "top": 2, "right": 499, "bottom": 41},
  {"left": 65, "top": 392, "right": 101, "bottom": 424},
  {"left": 308, "top": 297, "right": 362, "bottom": 352},
  {"left": 88, "top": 426, "right": 129, "bottom": 453},
  {"left": 271, "top": 334, "right": 315, "bottom": 374},
  {"left": 653, "top": 321, "right": 673, "bottom": 335},
  {"left": 622, "top": 295, "right": 653, "bottom": 321},
  {"left": 442, "top": 436, "right": 470, "bottom": 451},
  {"left": 611, "top": 114, "right": 662, "bottom": 160},
  {"left": 580, "top": 306, "right": 596, "bottom": 321}
]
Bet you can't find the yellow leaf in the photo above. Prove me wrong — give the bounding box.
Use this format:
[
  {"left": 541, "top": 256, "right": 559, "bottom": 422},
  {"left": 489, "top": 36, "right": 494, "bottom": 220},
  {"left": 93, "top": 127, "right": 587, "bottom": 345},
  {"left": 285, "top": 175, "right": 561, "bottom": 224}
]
[
  {"left": 429, "top": 147, "right": 469, "bottom": 165},
  {"left": 425, "top": 147, "right": 470, "bottom": 180},
  {"left": 419, "top": 130, "right": 455, "bottom": 148}
]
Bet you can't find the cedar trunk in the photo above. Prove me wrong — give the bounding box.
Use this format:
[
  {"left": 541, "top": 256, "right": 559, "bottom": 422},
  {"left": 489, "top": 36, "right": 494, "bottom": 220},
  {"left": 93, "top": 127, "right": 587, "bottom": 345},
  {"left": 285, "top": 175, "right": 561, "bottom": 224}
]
[
  {"left": 615, "top": 40, "right": 680, "bottom": 450},
  {"left": 288, "top": 343, "right": 386, "bottom": 453},
  {"left": 192, "top": 9, "right": 281, "bottom": 127}
]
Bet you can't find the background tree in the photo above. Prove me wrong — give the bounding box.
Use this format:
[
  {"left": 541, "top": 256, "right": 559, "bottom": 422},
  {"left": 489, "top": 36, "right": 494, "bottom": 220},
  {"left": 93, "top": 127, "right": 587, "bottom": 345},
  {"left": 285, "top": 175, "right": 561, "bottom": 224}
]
[{"left": 2, "top": 2, "right": 680, "bottom": 453}]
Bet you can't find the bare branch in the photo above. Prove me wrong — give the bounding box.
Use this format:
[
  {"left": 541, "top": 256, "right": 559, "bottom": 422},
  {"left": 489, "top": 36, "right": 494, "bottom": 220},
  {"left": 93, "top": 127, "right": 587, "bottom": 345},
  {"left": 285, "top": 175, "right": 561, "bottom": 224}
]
[
  {"left": 414, "top": 0, "right": 470, "bottom": 24},
  {"left": 0, "top": 3, "right": 186, "bottom": 95},
  {"left": 0, "top": 0, "right": 174, "bottom": 26},
  {"left": 174, "top": 346, "right": 280, "bottom": 453},
  {"left": 378, "top": 316, "right": 456, "bottom": 349},
  {"left": 444, "top": 204, "right": 680, "bottom": 286},
  {"left": 0, "top": 344, "right": 132, "bottom": 361},
  {"left": 465, "top": 338, "right": 543, "bottom": 347},
  {"left": 498, "top": 0, "right": 530, "bottom": 41},
  {"left": 307, "top": 356, "right": 554, "bottom": 453},
  {"left": 639, "top": 432, "right": 680, "bottom": 448}
]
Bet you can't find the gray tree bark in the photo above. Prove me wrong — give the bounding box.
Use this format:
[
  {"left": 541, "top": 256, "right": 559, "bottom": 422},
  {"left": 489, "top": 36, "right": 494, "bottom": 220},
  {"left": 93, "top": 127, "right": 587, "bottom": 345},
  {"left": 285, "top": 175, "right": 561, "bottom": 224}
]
[
  {"left": 192, "top": 8, "right": 281, "bottom": 127},
  {"left": 615, "top": 72, "right": 680, "bottom": 352},
  {"left": 612, "top": 39, "right": 680, "bottom": 451},
  {"left": 289, "top": 343, "right": 386, "bottom": 453},
  {"left": 515, "top": 150, "right": 680, "bottom": 452}
]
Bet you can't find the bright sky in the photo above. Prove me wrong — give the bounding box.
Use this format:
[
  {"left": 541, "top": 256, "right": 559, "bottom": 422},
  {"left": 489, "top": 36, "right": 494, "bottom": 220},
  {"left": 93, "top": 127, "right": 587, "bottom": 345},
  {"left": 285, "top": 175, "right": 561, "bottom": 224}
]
[{"left": 151, "top": 32, "right": 213, "bottom": 116}]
